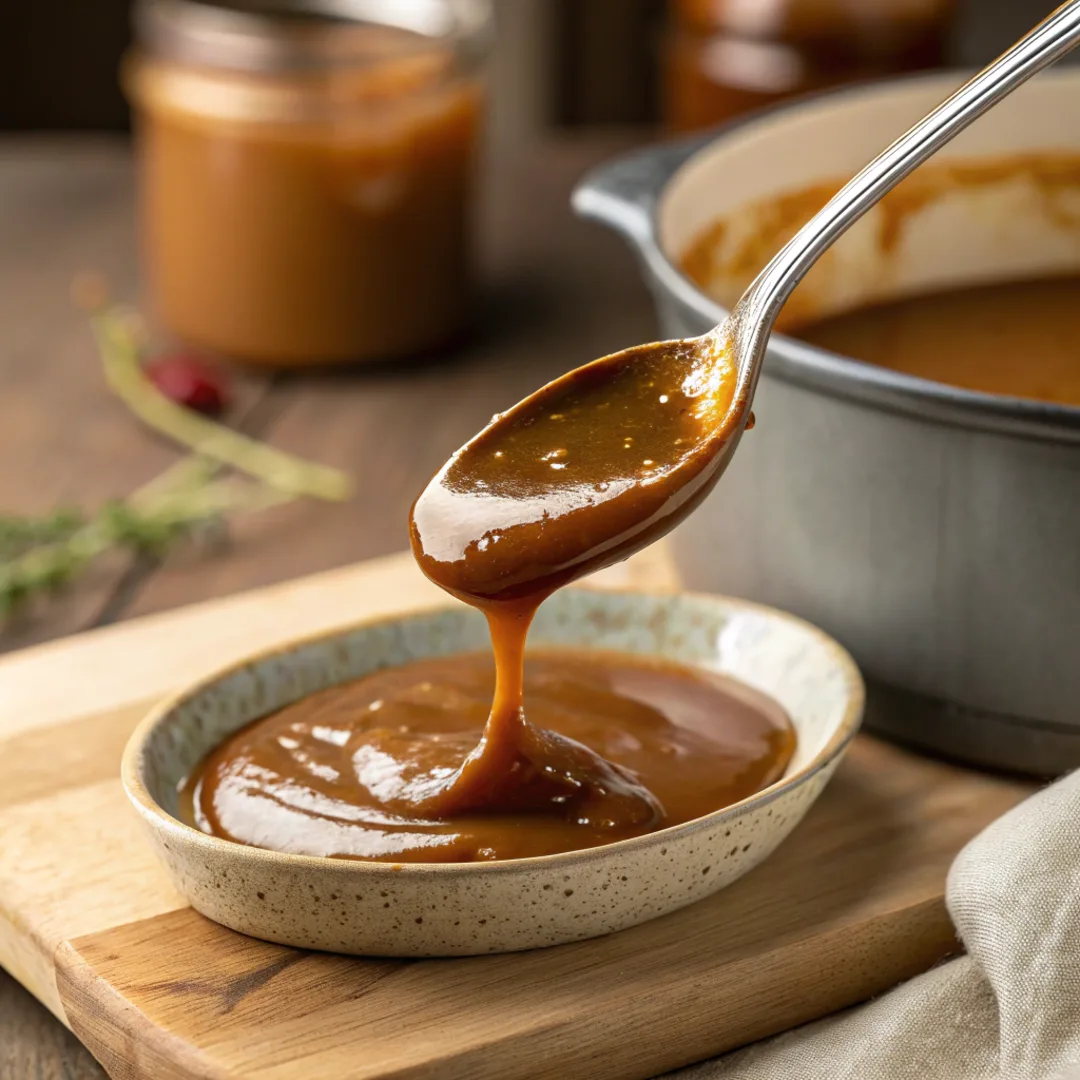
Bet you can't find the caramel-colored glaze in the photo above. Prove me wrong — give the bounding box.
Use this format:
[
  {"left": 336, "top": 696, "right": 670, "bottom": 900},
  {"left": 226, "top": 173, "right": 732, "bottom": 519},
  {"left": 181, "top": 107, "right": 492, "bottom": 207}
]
[
  {"left": 181, "top": 650, "right": 794, "bottom": 862},
  {"left": 798, "top": 276, "right": 1080, "bottom": 406},
  {"left": 680, "top": 180, "right": 839, "bottom": 316},
  {"left": 410, "top": 340, "right": 738, "bottom": 605},
  {"left": 662, "top": 0, "right": 954, "bottom": 134},
  {"left": 405, "top": 338, "right": 748, "bottom": 830},
  {"left": 183, "top": 316, "right": 766, "bottom": 862},
  {"left": 681, "top": 154, "right": 1080, "bottom": 333},
  {"left": 127, "top": 49, "right": 481, "bottom": 366}
]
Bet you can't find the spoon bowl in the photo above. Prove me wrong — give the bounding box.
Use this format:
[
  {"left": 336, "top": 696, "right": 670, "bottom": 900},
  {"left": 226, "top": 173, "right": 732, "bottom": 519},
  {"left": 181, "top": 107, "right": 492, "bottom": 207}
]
[
  {"left": 413, "top": 1, "right": 1080, "bottom": 617},
  {"left": 409, "top": 336, "right": 747, "bottom": 605}
]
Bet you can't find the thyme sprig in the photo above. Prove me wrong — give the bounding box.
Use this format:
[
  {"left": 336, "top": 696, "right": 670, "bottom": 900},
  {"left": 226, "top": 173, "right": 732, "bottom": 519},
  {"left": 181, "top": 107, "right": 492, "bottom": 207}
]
[{"left": 0, "top": 285, "right": 352, "bottom": 617}]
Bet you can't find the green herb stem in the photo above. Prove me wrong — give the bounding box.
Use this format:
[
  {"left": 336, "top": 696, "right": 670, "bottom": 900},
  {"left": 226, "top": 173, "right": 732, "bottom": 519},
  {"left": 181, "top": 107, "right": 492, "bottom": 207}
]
[
  {"left": 0, "top": 289, "right": 353, "bottom": 618},
  {"left": 0, "top": 479, "right": 295, "bottom": 613},
  {"left": 91, "top": 311, "right": 352, "bottom": 502}
]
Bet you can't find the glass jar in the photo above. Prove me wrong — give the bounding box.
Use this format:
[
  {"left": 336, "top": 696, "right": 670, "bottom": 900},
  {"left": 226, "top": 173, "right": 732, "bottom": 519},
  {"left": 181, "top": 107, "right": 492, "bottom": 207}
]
[
  {"left": 125, "top": 0, "right": 491, "bottom": 367},
  {"left": 663, "top": 0, "right": 956, "bottom": 133}
]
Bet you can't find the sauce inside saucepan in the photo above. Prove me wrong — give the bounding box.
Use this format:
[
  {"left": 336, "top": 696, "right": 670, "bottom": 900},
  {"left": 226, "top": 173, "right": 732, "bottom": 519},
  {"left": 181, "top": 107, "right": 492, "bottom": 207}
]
[
  {"left": 182, "top": 339, "right": 794, "bottom": 861},
  {"left": 796, "top": 276, "right": 1080, "bottom": 407}
]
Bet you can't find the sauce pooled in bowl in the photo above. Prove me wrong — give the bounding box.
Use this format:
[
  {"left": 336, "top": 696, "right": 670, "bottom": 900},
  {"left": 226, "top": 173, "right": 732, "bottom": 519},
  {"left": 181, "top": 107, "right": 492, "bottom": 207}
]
[{"left": 182, "top": 338, "right": 794, "bottom": 860}]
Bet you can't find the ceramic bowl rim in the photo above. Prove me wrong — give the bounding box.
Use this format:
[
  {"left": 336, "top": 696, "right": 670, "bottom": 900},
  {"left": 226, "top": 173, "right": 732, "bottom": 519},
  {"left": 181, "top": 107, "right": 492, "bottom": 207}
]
[{"left": 121, "top": 586, "right": 864, "bottom": 877}]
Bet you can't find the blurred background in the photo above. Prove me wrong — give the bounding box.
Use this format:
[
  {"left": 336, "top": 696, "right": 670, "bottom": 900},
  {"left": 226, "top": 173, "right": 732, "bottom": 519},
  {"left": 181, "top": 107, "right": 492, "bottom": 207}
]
[
  {"left": 2, "top": 5, "right": 1078, "bottom": 1070},
  {"left": 0, "top": 0, "right": 1063, "bottom": 138},
  {"left": 0, "top": 0, "right": 1070, "bottom": 654},
  {"left": 0, "top": 0, "right": 1070, "bottom": 637}
]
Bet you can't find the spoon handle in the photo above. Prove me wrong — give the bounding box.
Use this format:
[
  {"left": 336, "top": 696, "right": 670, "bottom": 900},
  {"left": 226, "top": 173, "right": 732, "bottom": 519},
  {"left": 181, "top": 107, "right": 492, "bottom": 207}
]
[{"left": 731, "top": 0, "right": 1080, "bottom": 379}]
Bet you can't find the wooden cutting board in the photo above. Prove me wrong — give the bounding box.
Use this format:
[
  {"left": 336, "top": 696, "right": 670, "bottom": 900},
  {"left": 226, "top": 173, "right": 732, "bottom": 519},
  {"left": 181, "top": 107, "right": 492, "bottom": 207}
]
[{"left": 0, "top": 547, "right": 1033, "bottom": 1080}]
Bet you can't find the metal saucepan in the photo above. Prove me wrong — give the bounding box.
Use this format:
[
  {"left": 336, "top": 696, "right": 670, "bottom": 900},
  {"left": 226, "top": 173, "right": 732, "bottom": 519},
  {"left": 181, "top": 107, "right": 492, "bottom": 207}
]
[{"left": 574, "top": 69, "right": 1080, "bottom": 775}]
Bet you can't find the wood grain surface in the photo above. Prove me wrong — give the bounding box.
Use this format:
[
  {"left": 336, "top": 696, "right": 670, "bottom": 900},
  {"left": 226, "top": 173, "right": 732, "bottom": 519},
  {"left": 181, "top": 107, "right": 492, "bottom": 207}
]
[
  {"left": 0, "top": 134, "right": 1038, "bottom": 1078},
  {"left": 0, "top": 134, "right": 656, "bottom": 649},
  {"left": 0, "top": 548, "right": 1033, "bottom": 1079},
  {"left": 0, "top": 131, "right": 653, "bottom": 1077}
]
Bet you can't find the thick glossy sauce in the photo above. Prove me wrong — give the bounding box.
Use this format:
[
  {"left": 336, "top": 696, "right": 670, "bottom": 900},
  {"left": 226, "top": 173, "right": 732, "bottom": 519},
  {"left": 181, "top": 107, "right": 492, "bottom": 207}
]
[
  {"left": 404, "top": 339, "right": 754, "bottom": 832},
  {"left": 128, "top": 40, "right": 481, "bottom": 365},
  {"left": 182, "top": 651, "right": 794, "bottom": 862},
  {"left": 409, "top": 340, "right": 738, "bottom": 604},
  {"left": 184, "top": 335, "right": 791, "bottom": 862},
  {"left": 797, "top": 276, "right": 1080, "bottom": 406}
]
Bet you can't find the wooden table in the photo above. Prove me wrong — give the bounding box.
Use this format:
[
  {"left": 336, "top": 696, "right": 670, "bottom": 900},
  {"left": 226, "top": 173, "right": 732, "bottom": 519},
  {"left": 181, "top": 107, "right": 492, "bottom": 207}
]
[{"left": 0, "top": 133, "right": 657, "bottom": 1079}]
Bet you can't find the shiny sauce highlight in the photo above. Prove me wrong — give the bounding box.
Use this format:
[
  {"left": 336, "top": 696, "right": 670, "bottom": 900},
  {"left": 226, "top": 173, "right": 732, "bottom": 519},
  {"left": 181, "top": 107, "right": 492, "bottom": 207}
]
[{"left": 183, "top": 335, "right": 792, "bottom": 861}]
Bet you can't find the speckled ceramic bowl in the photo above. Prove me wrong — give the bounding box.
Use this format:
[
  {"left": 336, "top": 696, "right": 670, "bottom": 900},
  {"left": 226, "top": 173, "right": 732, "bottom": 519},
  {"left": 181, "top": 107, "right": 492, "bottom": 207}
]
[{"left": 123, "top": 588, "right": 863, "bottom": 956}]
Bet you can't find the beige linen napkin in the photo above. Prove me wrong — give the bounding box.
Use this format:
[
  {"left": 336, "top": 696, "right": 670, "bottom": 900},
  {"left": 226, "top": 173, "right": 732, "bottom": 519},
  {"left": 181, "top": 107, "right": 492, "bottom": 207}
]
[{"left": 665, "top": 770, "right": 1080, "bottom": 1080}]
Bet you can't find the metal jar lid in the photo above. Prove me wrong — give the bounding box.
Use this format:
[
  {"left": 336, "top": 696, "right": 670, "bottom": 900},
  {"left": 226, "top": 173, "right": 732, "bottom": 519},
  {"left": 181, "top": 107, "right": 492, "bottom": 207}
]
[{"left": 133, "top": 0, "right": 494, "bottom": 74}]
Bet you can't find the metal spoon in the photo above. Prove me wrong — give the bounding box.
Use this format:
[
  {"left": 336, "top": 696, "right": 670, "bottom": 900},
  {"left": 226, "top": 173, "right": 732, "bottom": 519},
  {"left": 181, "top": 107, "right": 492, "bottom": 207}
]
[
  {"left": 720, "top": 0, "right": 1080, "bottom": 446},
  {"left": 412, "top": 1, "right": 1080, "bottom": 603}
]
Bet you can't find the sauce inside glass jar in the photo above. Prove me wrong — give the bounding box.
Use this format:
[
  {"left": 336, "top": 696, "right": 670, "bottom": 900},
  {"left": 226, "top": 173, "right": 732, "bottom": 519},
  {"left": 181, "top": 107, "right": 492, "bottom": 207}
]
[
  {"left": 126, "top": 0, "right": 490, "bottom": 367},
  {"left": 663, "top": 0, "right": 956, "bottom": 132}
]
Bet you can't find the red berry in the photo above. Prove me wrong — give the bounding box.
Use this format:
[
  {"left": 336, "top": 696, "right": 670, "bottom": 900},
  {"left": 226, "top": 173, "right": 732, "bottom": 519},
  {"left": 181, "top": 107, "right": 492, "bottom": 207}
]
[{"left": 145, "top": 355, "right": 230, "bottom": 416}]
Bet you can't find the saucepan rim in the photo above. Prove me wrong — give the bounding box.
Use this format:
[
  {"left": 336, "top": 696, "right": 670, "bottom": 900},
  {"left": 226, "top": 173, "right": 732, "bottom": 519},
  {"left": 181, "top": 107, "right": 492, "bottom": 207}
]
[{"left": 573, "top": 68, "right": 1080, "bottom": 445}]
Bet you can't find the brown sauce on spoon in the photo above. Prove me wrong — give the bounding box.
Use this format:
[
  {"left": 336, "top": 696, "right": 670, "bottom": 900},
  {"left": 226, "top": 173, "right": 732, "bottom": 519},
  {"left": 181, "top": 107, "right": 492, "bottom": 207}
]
[
  {"left": 406, "top": 339, "right": 753, "bottom": 827},
  {"left": 182, "top": 338, "right": 794, "bottom": 860}
]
